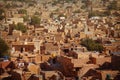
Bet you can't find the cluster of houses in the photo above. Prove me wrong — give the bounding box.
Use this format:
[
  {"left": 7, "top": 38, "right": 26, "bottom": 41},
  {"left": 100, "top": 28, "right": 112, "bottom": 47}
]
[{"left": 0, "top": 0, "right": 120, "bottom": 80}]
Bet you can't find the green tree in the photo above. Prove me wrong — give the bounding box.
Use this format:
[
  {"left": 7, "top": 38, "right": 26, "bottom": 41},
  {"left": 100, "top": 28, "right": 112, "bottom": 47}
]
[
  {"left": 34, "top": 12, "right": 41, "bottom": 16},
  {"left": 50, "top": 13, "right": 54, "bottom": 18},
  {"left": 3, "top": 0, "right": 36, "bottom": 3},
  {"left": 5, "top": 3, "right": 11, "bottom": 9},
  {"left": 0, "top": 9, "right": 5, "bottom": 21},
  {"left": 18, "top": 9, "right": 27, "bottom": 14},
  {"left": 28, "top": 3, "right": 34, "bottom": 7},
  {"left": 73, "top": 9, "right": 81, "bottom": 13},
  {"left": 88, "top": 11, "right": 110, "bottom": 18},
  {"left": 81, "top": 38, "right": 104, "bottom": 52},
  {"left": 107, "top": 1, "right": 117, "bottom": 10},
  {"left": 23, "top": 15, "right": 29, "bottom": 22},
  {"left": 30, "top": 16, "right": 40, "bottom": 25},
  {"left": 81, "top": 5, "right": 86, "bottom": 9},
  {"left": 0, "top": 37, "right": 9, "bottom": 57},
  {"left": 15, "top": 23, "right": 27, "bottom": 33}
]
